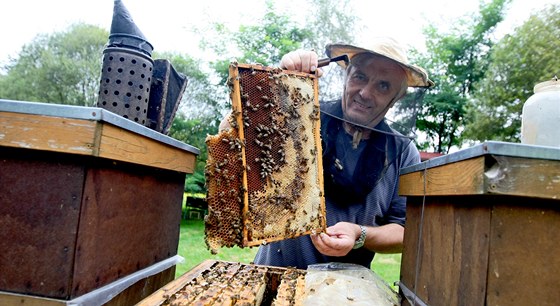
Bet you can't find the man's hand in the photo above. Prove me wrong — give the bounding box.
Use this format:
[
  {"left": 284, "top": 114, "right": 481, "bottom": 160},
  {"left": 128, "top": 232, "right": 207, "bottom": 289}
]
[
  {"left": 310, "top": 222, "right": 361, "bottom": 256},
  {"left": 280, "top": 50, "right": 323, "bottom": 77}
]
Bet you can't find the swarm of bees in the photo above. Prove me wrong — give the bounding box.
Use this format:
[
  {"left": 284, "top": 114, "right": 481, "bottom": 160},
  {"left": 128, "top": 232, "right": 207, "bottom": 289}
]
[{"left": 204, "top": 63, "right": 326, "bottom": 254}]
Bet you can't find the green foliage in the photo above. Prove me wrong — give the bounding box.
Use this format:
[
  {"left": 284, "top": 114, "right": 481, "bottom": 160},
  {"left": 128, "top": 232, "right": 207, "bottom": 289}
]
[
  {"left": 400, "top": 0, "right": 510, "bottom": 153},
  {"left": 168, "top": 114, "right": 217, "bottom": 194},
  {"left": 176, "top": 219, "right": 258, "bottom": 277},
  {"left": 203, "top": 1, "right": 313, "bottom": 86},
  {"left": 464, "top": 4, "right": 560, "bottom": 142},
  {"left": 155, "top": 51, "right": 227, "bottom": 123},
  {"left": 0, "top": 23, "right": 107, "bottom": 106},
  {"left": 304, "top": 0, "right": 358, "bottom": 101}
]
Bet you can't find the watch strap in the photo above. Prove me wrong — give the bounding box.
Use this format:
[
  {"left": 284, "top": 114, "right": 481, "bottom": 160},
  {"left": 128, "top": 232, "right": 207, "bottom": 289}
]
[{"left": 352, "top": 225, "right": 367, "bottom": 249}]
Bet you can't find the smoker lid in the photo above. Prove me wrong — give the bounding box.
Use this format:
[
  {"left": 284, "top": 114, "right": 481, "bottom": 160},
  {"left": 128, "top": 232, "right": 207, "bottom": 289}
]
[{"left": 108, "top": 0, "right": 154, "bottom": 56}]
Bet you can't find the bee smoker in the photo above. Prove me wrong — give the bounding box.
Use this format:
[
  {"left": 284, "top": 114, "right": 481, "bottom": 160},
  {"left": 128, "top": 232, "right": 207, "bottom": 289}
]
[{"left": 97, "top": 0, "right": 154, "bottom": 127}]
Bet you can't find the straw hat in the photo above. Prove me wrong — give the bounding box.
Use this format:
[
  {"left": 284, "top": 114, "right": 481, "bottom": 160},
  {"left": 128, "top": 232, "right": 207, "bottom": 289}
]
[{"left": 325, "top": 37, "right": 434, "bottom": 88}]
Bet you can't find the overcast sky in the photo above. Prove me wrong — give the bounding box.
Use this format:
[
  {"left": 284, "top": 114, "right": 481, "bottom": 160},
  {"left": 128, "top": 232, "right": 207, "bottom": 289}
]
[{"left": 0, "top": 0, "right": 555, "bottom": 66}]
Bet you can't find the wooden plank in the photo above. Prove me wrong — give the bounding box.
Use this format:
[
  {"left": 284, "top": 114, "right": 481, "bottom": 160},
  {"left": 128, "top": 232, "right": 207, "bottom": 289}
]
[
  {"left": 137, "top": 259, "right": 218, "bottom": 306},
  {"left": 98, "top": 123, "right": 196, "bottom": 173},
  {"left": 105, "top": 266, "right": 176, "bottom": 306},
  {"left": 0, "top": 111, "right": 96, "bottom": 155},
  {"left": 0, "top": 150, "right": 84, "bottom": 298},
  {"left": 0, "top": 291, "right": 65, "bottom": 306},
  {"left": 486, "top": 155, "right": 560, "bottom": 200},
  {"left": 400, "top": 196, "right": 490, "bottom": 306},
  {"left": 400, "top": 155, "right": 560, "bottom": 200},
  {"left": 486, "top": 198, "right": 560, "bottom": 305},
  {"left": 399, "top": 157, "right": 485, "bottom": 196},
  {"left": 71, "top": 166, "right": 184, "bottom": 297},
  {"left": 0, "top": 111, "right": 196, "bottom": 173}
]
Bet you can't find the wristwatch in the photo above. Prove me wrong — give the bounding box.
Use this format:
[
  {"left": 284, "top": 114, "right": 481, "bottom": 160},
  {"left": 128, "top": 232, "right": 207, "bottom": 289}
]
[{"left": 352, "top": 225, "right": 367, "bottom": 249}]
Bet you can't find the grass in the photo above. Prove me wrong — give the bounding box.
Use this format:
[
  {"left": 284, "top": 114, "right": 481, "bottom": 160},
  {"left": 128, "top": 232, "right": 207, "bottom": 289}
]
[
  {"left": 176, "top": 218, "right": 401, "bottom": 290},
  {"left": 175, "top": 219, "right": 258, "bottom": 276}
]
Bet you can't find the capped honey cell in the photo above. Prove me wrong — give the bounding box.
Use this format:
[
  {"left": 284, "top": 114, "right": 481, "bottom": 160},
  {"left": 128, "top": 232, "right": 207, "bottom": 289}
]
[{"left": 205, "top": 63, "right": 326, "bottom": 253}]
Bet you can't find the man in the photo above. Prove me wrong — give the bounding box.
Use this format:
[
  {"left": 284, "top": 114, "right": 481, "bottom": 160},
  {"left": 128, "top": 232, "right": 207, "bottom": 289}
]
[{"left": 252, "top": 37, "right": 434, "bottom": 269}]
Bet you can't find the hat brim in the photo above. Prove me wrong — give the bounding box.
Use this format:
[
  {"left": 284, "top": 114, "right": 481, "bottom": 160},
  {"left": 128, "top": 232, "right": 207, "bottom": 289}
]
[{"left": 326, "top": 44, "right": 434, "bottom": 88}]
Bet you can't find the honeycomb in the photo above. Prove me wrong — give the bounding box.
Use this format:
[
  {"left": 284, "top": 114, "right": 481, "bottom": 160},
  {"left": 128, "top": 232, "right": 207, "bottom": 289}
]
[
  {"left": 150, "top": 261, "right": 396, "bottom": 306},
  {"left": 205, "top": 128, "right": 245, "bottom": 252},
  {"left": 272, "top": 267, "right": 306, "bottom": 306},
  {"left": 205, "top": 63, "right": 326, "bottom": 253},
  {"left": 161, "top": 261, "right": 268, "bottom": 305}
]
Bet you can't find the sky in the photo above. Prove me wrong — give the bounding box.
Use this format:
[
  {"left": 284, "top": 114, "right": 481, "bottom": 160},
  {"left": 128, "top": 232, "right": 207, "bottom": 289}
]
[{"left": 0, "top": 0, "right": 556, "bottom": 67}]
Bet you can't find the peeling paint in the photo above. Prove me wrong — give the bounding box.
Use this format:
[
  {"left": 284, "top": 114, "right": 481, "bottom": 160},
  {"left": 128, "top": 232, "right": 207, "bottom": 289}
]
[
  {"left": 68, "top": 146, "right": 92, "bottom": 152},
  {"left": 10, "top": 141, "right": 32, "bottom": 148}
]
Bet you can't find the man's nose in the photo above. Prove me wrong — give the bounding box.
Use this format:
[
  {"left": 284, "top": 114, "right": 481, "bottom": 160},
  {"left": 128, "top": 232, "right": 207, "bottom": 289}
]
[{"left": 359, "top": 84, "right": 375, "bottom": 101}]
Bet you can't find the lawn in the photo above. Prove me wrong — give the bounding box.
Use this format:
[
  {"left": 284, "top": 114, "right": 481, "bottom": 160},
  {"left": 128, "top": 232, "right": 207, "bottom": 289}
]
[{"left": 175, "top": 219, "right": 402, "bottom": 289}]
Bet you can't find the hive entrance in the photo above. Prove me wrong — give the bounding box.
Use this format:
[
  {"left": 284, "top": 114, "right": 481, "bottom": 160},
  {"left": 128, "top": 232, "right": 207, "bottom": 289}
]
[{"left": 205, "top": 63, "right": 326, "bottom": 253}]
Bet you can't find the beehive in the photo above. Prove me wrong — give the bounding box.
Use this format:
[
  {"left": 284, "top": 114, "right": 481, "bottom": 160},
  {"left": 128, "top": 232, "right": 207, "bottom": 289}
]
[
  {"left": 205, "top": 63, "right": 326, "bottom": 253},
  {"left": 139, "top": 260, "right": 306, "bottom": 306}
]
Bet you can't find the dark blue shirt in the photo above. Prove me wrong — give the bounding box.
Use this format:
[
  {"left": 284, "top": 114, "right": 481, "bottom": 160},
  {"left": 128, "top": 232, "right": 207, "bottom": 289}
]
[{"left": 253, "top": 100, "right": 420, "bottom": 269}]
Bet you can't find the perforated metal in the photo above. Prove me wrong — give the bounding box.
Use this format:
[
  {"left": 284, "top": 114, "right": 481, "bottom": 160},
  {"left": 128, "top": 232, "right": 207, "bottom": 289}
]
[
  {"left": 97, "top": 47, "right": 153, "bottom": 126},
  {"left": 205, "top": 63, "right": 326, "bottom": 253}
]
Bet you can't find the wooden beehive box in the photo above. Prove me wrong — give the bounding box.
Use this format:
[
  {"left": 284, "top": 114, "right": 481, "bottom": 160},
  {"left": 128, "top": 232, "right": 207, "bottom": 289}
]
[
  {"left": 0, "top": 100, "right": 199, "bottom": 305},
  {"left": 137, "top": 260, "right": 305, "bottom": 306},
  {"left": 398, "top": 141, "right": 560, "bottom": 306}
]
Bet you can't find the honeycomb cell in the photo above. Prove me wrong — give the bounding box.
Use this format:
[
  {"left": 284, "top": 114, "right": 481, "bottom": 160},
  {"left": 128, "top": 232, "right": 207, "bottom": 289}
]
[{"left": 205, "top": 63, "right": 326, "bottom": 252}]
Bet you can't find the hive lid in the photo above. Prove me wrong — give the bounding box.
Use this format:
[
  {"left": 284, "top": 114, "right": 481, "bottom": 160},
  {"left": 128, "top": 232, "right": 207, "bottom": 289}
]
[
  {"left": 400, "top": 141, "right": 560, "bottom": 175},
  {"left": 0, "top": 99, "right": 199, "bottom": 155}
]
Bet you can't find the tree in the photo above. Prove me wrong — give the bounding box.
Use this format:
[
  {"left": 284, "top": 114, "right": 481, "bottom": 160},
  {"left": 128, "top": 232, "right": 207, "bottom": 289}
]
[
  {"left": 397, "top": 0, "right": 511, "bottom": 153},
  {"left": 0, "top": 23, "right": 107, "bottom": 106},
  {"left": 464, "top": 4, "right": 560, "bottom": 142},
  {"left": 202, "top": 1, "right": 312, "bottom": 89},
  {"left": 303, "top": 0, "right": 358, "bottom": 101},
  {"left": 168, "top": 115, "right": 215, "bottom": 193}
]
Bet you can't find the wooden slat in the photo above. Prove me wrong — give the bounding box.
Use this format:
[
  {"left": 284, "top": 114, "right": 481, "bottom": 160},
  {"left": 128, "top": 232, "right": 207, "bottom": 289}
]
[
  {"left": 486, "top": 155, "right": 560, "bottom": 200},
  {"left": 486, "top": 199, "right": 560, "bottom": 305},
  {"left": 137, "top": 260, "right": 218, "bottom": 306},
  {"left": 0, "top": 291, "right": 65, "bottom": 306},
  {"left": 400, "top": 196, "right": 491, "bottom": 306},
  {"left": 400, "top": 155, "right": 560, "bottom": 200},
  {"left": 0, "top": 111, "right": 196, "bottom": 173},
  {"left": 399, "top": 157, "right": 485, "bottom": 196},
  {"left": 98, "top": 124, "right": 195, "bottom": 173},
  {"left": 0, "top": 111, "right": 96, "bottom": 155}
]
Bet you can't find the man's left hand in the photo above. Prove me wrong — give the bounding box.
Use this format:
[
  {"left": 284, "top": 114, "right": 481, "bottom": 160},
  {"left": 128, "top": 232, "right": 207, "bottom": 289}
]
[{"left": 310, "top": 222, "right": 361, "bottom": 256}]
